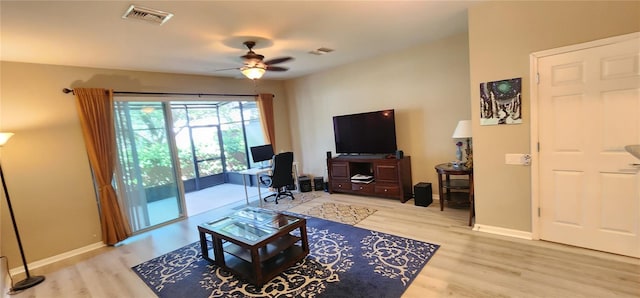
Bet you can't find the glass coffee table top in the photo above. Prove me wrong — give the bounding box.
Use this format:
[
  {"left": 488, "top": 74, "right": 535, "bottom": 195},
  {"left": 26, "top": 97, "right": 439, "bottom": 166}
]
[{"left": 199, "top": 207, "right": 300, "bottom": 244}]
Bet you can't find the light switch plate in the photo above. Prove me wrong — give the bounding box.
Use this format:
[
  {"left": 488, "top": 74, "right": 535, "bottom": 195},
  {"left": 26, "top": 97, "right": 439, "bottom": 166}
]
[{"left": 505, "top": 153, "right": 531, "bottom": 166}]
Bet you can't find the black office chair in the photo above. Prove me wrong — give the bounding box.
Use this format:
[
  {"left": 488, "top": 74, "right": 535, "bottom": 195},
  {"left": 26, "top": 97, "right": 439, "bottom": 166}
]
[{"left": 259, "top": 151, "right": 295, "bottom": 204}]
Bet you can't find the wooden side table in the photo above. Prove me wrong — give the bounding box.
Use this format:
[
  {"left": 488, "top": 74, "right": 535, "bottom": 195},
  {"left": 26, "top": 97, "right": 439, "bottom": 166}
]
[{"left": 435, "top": 163, "right": 474, "bottom": 226}]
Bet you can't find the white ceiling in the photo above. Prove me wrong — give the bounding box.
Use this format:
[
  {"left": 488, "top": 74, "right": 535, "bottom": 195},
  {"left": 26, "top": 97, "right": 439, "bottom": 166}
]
[{"left": 0, "top": 1, "right": 479, "bottom": 80}]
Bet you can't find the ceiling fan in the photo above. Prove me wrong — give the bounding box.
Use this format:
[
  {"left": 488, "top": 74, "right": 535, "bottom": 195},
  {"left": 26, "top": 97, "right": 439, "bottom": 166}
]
[{"left": 219, "top": 41, "right": 294, "bottom": 79}]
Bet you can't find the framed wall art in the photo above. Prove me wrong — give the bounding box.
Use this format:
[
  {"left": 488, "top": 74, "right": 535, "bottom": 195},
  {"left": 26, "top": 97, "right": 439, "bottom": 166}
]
[{"left": 479, "top": 77, "right": 522, "bottom": 125}]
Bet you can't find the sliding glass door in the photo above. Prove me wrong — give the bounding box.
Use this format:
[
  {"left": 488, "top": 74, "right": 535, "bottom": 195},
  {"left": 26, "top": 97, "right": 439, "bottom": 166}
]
[
  {"left": 114, "top": 102, "right": 184, "bottom": 232},
  {"left": 112, "top": 97, "right": 266, "bottom": 233}
]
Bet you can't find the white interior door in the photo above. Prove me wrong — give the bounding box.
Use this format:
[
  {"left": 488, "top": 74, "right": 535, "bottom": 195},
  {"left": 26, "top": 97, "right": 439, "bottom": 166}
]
[{"left": 536, "top": 34, "right": 640, "bottom": 257}]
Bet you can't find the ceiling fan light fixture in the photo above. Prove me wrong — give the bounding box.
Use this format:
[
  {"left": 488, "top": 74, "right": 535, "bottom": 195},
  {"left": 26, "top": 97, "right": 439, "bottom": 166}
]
[{"left": 241, "top": 66, "right": 266, "bottom": 80}]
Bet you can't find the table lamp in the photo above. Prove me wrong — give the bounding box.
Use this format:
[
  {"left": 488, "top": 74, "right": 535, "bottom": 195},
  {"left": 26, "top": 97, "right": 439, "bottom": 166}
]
[{"left": 452, "top": 120, "right": 472, "bottom": 168}]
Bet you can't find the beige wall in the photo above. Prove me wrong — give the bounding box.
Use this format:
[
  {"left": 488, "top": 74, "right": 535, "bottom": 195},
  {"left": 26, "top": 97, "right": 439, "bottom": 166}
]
[
  {"left": 0, "top": 62, "right": 289, "bottom": 269},
  {"left": 285, "top": 33, "right": 471, "bottom": 196},
  {"left": 468, "top": 1, "right": 640, "bottom": 231}
]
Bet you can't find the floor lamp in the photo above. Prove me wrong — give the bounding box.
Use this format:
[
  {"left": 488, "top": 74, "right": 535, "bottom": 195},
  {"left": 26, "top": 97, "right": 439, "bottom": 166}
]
[{"left": 0, "top": 132, "right": 45, "bottom": 292}]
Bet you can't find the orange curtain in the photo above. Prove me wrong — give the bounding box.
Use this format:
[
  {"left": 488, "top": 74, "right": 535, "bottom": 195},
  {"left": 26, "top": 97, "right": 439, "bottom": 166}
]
[
  {"left": 257, "top": 93, "right": 276, "bottom": 150},
  {"left": 74, "top": 88, "right": 131, "bottom": 245}
]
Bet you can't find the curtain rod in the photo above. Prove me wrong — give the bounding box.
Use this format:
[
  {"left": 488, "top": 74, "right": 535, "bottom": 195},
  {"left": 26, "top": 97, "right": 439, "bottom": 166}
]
[{"left": 62, "top": 88, "right": 259, "bottom": 97}]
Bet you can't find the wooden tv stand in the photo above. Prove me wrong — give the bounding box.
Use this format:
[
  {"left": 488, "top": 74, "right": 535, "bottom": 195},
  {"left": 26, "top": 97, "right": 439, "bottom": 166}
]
[{"left": 327, "top": 155, "right": 413, "bottom": 202}]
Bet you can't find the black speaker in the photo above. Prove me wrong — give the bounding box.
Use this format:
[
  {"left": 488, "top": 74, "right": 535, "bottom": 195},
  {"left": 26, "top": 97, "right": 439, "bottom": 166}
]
[
  {"left": 395, "top": 150, "right": 404, "bottom": 159},
  {"left": 313, "top": 177, "right": 324, "bottom": 191},
  {"left": 299, "top": 176, "right": 312, "bottom": 192},
  {"left": 414, "top": 182, "right": 433, "bottom": 207}
]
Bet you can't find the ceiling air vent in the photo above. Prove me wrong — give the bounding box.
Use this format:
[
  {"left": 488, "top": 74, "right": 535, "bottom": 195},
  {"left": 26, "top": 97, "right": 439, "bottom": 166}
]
[
  {"left": 309, "top": 47, "right": 335, "bottom": 55},
  {"left": 122, "top": 5, "right": 173, "bottom": 25}
]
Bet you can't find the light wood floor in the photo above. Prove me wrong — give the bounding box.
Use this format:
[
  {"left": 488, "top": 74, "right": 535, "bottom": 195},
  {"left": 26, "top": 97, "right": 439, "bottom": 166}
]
[{"left": 6, "top": 192, "right": 640, "bottom": 298}]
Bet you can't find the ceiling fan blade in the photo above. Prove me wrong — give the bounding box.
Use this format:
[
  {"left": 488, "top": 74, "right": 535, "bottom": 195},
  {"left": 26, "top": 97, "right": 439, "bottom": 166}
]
[
  {"left": 264, "top": 57, "right": 293, "bottom": 65},
  {"left": 266, "top": 65, "right": 288, "bottom": 72},
  {"left": 215, "top": 67, "right": 240, "bottom": 72}
]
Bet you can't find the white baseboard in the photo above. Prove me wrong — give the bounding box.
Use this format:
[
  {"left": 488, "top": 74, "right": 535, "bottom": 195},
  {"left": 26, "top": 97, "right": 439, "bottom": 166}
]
[
  {"left": 431, "top": 194, "right": 532, "bottom": 240},
  {"left": 9, "top": 242, "right": 105, "bottom": 276},
  {"left": 472, "top": 224, "right": 532, "bottom": 240},
  {"left": 2, "top": 258, "right": 8, "bottom": 298}
]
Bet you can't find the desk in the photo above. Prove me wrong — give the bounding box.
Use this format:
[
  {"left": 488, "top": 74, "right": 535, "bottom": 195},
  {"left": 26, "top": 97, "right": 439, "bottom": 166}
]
[
  {"left": 434, "top": 163, "right": 474, "bottom": 226},
  {"left": 236, "top": 162, "right": 299, "bottom": 207}
]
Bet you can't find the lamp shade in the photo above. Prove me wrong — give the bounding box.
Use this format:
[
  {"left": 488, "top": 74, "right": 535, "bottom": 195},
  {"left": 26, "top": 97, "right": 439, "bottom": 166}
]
[
  {"left": 0, "top": 132, "right": 14, "bottom": 146},
  {"left": 241, "top": 66, "right": 266, "bottom": 80},
  {"left": 452, "top": 120, "right": 472, "bottom": 139}
]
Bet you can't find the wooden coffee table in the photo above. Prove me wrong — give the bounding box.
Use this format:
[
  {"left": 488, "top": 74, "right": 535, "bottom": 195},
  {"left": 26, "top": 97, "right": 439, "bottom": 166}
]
[{"left": 197, "top": 207, "right": 309, "bottom": 286}]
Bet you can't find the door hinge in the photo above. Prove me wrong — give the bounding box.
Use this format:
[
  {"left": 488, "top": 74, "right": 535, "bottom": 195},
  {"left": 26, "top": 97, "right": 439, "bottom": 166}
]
[
  {"left": 536, "top": 73, "right": 540, "bottom": 84},
  {"left": 537, "top": 142, "right": 540, "bottom": 152},
  {"left": 538, "top": 207, "right": 541, "bottom": 217}
]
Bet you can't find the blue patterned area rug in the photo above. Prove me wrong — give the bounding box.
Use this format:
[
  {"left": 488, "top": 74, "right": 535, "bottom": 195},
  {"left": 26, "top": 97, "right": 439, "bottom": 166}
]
[{"left": 132, "top": 216, "right": 439, "bottom": 298}]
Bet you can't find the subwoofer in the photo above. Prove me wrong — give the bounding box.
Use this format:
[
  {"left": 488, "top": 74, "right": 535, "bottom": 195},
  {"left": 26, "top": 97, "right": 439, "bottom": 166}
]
[
  {"left": 299, "top": 176, "right": 312, "bottom": 192},
  {"left": 313, "top": 177, "right": 324, "bottom": 191},
  {"left": 414, "top": 182, "right": 433, "bottom": 207}
]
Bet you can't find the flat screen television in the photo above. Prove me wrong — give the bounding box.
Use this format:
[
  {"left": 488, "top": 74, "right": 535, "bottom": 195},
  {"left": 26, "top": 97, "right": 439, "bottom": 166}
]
[
  {"left": 250, "top": 144, "right": 274, "bottom": 164},
  {"left": 333, "top": 109, "right": 397, "bottom": 154}
]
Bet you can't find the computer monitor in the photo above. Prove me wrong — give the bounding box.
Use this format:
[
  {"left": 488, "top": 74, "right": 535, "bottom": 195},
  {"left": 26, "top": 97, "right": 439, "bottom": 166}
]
[{"left": 250, "top": 144, "right": 275, "bottom": 166}]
